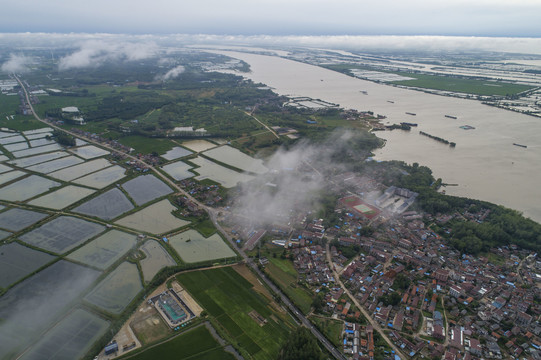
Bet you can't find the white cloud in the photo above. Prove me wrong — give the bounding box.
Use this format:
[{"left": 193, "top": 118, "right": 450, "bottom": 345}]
[
  {"left": 155, "top": 65, "right": 185, "bottom": 81},
  {"left": 58, "top": 40, "right": 159, "bottom": 70},
  {"left": 1, "top": 54, "right": 32, "bottom": 73}
]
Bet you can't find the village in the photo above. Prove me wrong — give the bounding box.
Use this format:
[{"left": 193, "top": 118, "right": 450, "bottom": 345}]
[{"left": 230, "top": 169, "right": 541, "bottom": 360}]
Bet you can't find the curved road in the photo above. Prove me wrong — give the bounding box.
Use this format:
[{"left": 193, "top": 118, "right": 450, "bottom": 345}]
[{"left": 16, "top": 75, "right": 346, "bottom": 360}]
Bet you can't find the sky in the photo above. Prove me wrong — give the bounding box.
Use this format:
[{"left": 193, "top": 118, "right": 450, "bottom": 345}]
[{"left": 1, "top": 0, "right": 541, "bottom": 37}]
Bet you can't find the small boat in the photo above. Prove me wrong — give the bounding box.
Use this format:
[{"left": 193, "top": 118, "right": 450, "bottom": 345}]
[
  {"left": 405, "top": 112, "right": 416, "bottom": 116},
  {"left": 513, "top": 143, "right": 527, "bottom": 148}
]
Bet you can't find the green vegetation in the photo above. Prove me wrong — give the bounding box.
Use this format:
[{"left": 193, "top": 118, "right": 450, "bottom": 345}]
[
  {"left": 50, "top": 130, "right": 75, "bottom": 146},
  {"left": 116, "top": 135, "right": 176, "bottom": 155},
  {"left": 368, "top": 160, "right": 541, "bottom": 254},
  {"left": 390, "top": 73, "right": 533, "bottom": 97},
  {"left": 310, "top": 316, "right": 344, "bottom": 348},
  {"left": 264, "top": 258, "right": 314, "bottom": 314},
  {"left": 278, "top": 327, "right": 324, "bottom": 360},
  {"left": 323, "top": 63, "right": 534, "bottom": 96},
  {"left": 177, "top": 266, "right": 295, "bottom": 360},
  {"left": 124, "top": 325, "right": 235, "bottom": 360}
]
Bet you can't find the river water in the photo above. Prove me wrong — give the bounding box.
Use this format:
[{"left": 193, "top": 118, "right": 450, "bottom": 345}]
[{"left": 212, "top": 50, "right": 541, "bottom": 223}]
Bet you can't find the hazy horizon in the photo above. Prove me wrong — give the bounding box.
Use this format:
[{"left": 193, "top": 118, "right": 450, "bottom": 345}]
[{"left": 2, "top": 0, "right": 541, "bottom": 37}]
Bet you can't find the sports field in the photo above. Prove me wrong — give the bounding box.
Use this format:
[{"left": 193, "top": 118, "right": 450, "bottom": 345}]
[
  {"left": 340, "top": 195, "right": 381, "bottom": 219},
  {"left": 177, "top": 266, "right": 295, "bottom": 360}
]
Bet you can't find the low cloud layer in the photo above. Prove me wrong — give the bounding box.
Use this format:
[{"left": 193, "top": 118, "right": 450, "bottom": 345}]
[
  {"left": 1, "top": 54, "right": 31, "bottom": 73},
  {"left": 58, "top": 40, "right": 159, "bottom": 70},
  {"left": 155, "top": 65, "right": 185, "bottom": 81}
]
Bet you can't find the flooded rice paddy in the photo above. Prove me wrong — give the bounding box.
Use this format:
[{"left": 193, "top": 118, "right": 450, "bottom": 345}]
[
  {"left": 73, "top": 165, "right": 126, "bottom": 189},
  {"left": 190, "top": 156, "right": 254, "bottom": 188},
  {"left": 84, "top": 261, "right": 142, "bottom": 315},
  {"left": 203, "top": 145, "right": 267, "bottom": 174},
  {"left": 67, "top": 230, "right": 137, "bottom": 270},
  {"left": 161, "top": 160, "right": 195, "bottom": 181},
  {"left": 25, "top": 155, "right": 84, "bottom": 174},
  {"left": 115, "top": 199, "right": 190, "bottom": 235},
  {"left": 0, "top": 208, "right": 49, "bottom": 232},
  {"left": 9, "top": 151, "right": 68, "bottom": 168},
  {"left": 181, "top": 139, "right": 217, "bottom": 152},
  {"left": 0, "top": 175, "right": 60, "bottom": 202},
  {"left": 20, "top": 216, "right": 105, "bottom": 254},
  {"left": 121, "top": 174, "right": 173, "bottom": 206},
  {"left": 69, "top": 145, "right": 110, "bottom": 159},
  {"left": 73, "top": 188, "right": 134, "bottom": 220},
  {"left": 161, "top": 146, "right": 193, "bottom": 160},
  {"left": 140, "top": 239, "right": 177, "bottom": 282},
  {"left": 169, "top": 229, "right": 236, "bottom": 263},
  {"left": 28, "top": 185, "right": 96, "bottom": 210},
  {"left": 48, "top": 158, "right": 112, "bottom": 182},
  {"left": 0, "top": 242, "right": 55, "bottom": 288}
]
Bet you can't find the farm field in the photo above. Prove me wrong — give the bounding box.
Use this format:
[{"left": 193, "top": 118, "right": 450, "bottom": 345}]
[
  {"left": 0, "top": 163, "right": 12, "bottom": 173},
  {"left": 8, "top": 151, "right": 68, "bottom": 168},
  {"left": 190, "top": 156, "right": 254, "bottom": 188},
  {"left": 181, "top": 139, "right": 217, "bottom": 152},
  {"left": 139, "top": 240, "right": 177, "bottom": 282},
  {"left": 12, "top": 143, "right": 62, "bottom": 157},
  {"left": 177, "top": 266, "right": 294, "bottom": 360},
  {"left": 4, "top": 141, "right": 29, "bottom": 152},
  {"left": 0, "top": 229, "right": 11, "bottom": 240},
  {"left": 161, "top": 146, "right": 193, "bottom": 161},
  {"left": 25, "top": 155, "right": 84, "bottom": 174},
  {"left": 0, "top": 134, "right": 25, "bottom": 144},
  {"left": 28, "top": 185, "right": 96, "bottom": 209},
  {"left": 73, "top": 188, "right": 134, "bottom": 220},
  {"left": 265, "top": 258, "right": 313, "bottom": 314},
  {"left": 67, "top": 230, "right": 138, "bottom": 270},
  {"left": 73, "top": 165, "right": 126, "bottom": 189},
  {"left": 0, "top": 242, "right": 55, "bottom": 288},
  {"left": 84, "top": 261, "right": 142, "bottom": 315},
  {"left": 20, "top": 216, "right": 105, "bottom": 254},
  {"left": 115, "top": 199, "right": 190, "bottom": 235},
  {"left": 127, "top": 324, "right": 235, "bottom": 360},
  {"left": 0, "top": 260, "right": 100, "bottom": 359},
  {"left": 121, "top": 174, "right": 173, "bottom": 206},
  {"left": 48, "top": 158, "right": 112, "bottom": 181},
  {"left": 388, "top": 72, "right": 535, "bottom": 96},
  {"left": 28, "top": 137, "right": 55, "bottom": 147},
  {"left": 169, "top": 229, "right": 236, "bottom": 263},
  {"left": 203, "top": 145, "right": 267, "bottom": 174},
  {"left": 69, "top": 145, "right": 110, "bottom": 159},
  {"left": 20, "top": 309, "right": 110, "bottom": 360},
  {"left": 0, "top": 170, "right": 26, "bottom": 185},
  {"left": 0, "top": 208, "right": 49, "bottom": 232},
  {"left": 0, "top": 175, "right": 61, "bottom": 201},
  {"left": 161, "top": 161, "right": 195, "bottom": 181}
]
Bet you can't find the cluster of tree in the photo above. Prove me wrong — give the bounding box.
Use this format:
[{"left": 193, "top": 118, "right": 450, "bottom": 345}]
[
  {"left": 368, "top": 160, "right": 541, "bottom": 255},
  {"left": 85, "top": 92, "right": 169, "bottom": 121},
  {"left": 378, "top": 292, "right": 402, "bottom": 306},
  {"left": 279, "top": 327, "right": 324, "bottom": 360},
  {"left": 48, "top": 130, "right": 75, "bottom": 146}
]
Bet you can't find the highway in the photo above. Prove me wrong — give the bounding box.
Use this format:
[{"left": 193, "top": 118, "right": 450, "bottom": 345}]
[{"left": 16, "top": 75, "right": 347, "bottom": 360}]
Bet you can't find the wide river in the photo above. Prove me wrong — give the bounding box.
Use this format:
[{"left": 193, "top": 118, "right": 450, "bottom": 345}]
[{"left": 213, "top": 51, "right": 541, "bottom": 223}]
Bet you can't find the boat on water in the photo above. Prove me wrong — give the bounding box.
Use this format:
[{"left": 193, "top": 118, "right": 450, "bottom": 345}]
[
  {"left": 513, "top": 143, "right": 527, "bottom": 148},
  {"left": 445, "top": 115, "right": 458, "bottom": 119},
  {"left": 401, "top": 122, "right": 418, "bottom": 127},
  {"left": 405, "top": 112, "right": 416, "bottom": 116},
  {"left": 387, "top": 100, "right": 394, "bottom": 103}
]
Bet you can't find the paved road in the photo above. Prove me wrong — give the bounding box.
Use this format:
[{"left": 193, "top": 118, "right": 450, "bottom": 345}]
[{"left": 16, "top": 76, "right": 346, "bottom": 360}]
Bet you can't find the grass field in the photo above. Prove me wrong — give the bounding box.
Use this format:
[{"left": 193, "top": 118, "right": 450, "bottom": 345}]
[
  {"left": 310, "top": 316, "right": 344, "bottom": 348},
  {"left": 390, "top": 73, "right": 534, "bottom": 96},
  {"left": 177, "top": 266, "right": 295, "bottom": 360},
  {"left": 126, "top": 324, "right": 235, "bottom": 360},
  {"left": 117, "top": 135, "right": 177, "bottom": 155},
  {"left": 264, "top": 260, "right": 313, "bottom": 314},
  {"left": 323, "top": 63, "right": 534, "bottom": 96}
]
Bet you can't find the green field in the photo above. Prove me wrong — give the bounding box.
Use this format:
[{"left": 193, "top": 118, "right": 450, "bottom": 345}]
[
  {"left": 310, "top": 316, "right": 344, "bottom": 348},
  {"left": 117, "top": 135, "right": 177, "bottom": 155},
  {"left": 177, "top": 266, "right": 295, "bottom": 360},
  {"left": 323, "top": 63, "right": 534, "bottom": 96},
  {"left": 390, "top": 73, "right": 534, "bottom": 96},
  {"left": 265, "top": 258, "right": 313, "bottom": 314},
  {"left": 125, "top": 324, "right": 235, "bottom": 360}
]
